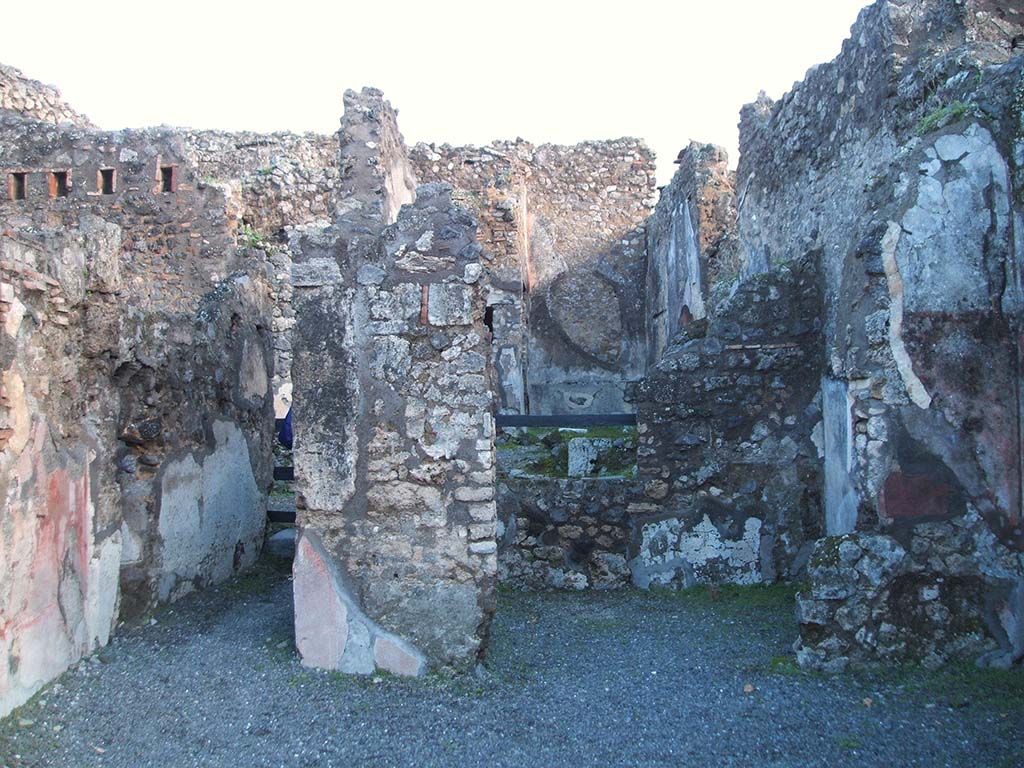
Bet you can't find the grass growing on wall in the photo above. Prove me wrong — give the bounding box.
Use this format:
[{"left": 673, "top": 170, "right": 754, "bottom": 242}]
[
  {"left": 495, "top": 425, "right": 638, "bottom": 478},
  {"left": 914, "top": 100, "right": 976, "bottom": 135}
]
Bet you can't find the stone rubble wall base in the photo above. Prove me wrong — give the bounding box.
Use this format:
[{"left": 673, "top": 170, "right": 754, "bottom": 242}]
[
  {"left": 497, "top": 477, "right": 637, "bottom": 590},
  {"left": 794, "top": 515, "right": 1024, "bottom": 671}
]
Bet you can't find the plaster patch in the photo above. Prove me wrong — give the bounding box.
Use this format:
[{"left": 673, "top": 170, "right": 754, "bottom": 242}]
[
  {"left": 240, "top": 338, "right": 269, "bottom": 402},
  {"left": 157, "top": 419, "right": 262, "bottom": 600},
  {"left": 3, "top": 370, "right": 31, "bottom": 454},
  {"left": 633, "top": 513, "right": 763, "bottom": 587},
  {"left": 881, "top": 221, "right": 931, "bottom": 409}
]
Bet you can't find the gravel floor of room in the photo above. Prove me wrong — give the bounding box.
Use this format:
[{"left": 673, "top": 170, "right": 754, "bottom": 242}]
[{"left": 2, "top": 555, "right": 1021, "bottom": 768}]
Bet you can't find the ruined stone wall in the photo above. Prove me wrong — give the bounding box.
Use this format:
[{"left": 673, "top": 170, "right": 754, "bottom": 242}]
[
  {"left": 114, "top": 267, "right": 274, "bottom": 614},
  {"left": 0, "top": 113, "right": 239, "bottom": 311},
  {"left": 734, "top": 0, "right": 1024, "bottom": 668},
  {"left": 629, "top": 260, "right": 823, "bottom": 588},
  {"left": 182, "top": 130, "right": 338, "bottom": 236},
  {"left": 178, "top": 131, "right": 336, "bottom": 416},
  {"left": 522, "top": 140, "right": 654, "bottom": 413},
  {"left": 0, "top": 63, "right": 94, "bottom": 128},
  {"left": 645, "top": 142, "right": 738, "bottom": 368},
  {"left": 179, "top": 130, "right": 341, "bottom": 414},
  {"left": 291, "top": 90, "right": 495, "bottom": 676},
  {"left": 410, "top": 144, "right": 527, "bottom": 415},
  {"left": 412, "top": 139, "right": 656, "bottom": 415},
  {"left": 497, "top": 477, "right": 637, "bottom": 589},
  {"left": 0, "top": 113, "right": 274, "bottom": 717},
  {"left": 0, "top": 105, "right": 306, "bottom": 415},
  {"left": 737, "top": 0, "right": 1022, "bottom": 280}
]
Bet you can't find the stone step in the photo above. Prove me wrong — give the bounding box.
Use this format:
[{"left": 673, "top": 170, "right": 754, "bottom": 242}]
[{"left": 267, "top": 495, "right": 296, "bottom": 524}]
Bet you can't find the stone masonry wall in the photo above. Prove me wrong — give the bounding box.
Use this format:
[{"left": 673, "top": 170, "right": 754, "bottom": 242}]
[
  {"left": 629, "top": 259, "right": 823, "bottom": 588},
  {"left": 735, "top": 0, "right": 1024, "bottom": 668},
  {"left": 291, "top": 90, "right": 496, "bottom": 676},
  {"left": 497, "top": 477, "right": 637, "bottom": 590},
  {"left": 0, "top": 106, "right": 334, "bottom": 420},
  {"left": 410, "top": 144, "right": 527, "bottom": 415},
  {"left": 412, "top": 139, "right": 657, "bottom": 415},
  {"left": 0, "top": 109, "right": 275, "bottom": 717},
  {"left": 645, "top": 142, "right": 738, "bottom": 368},
  {"left": 182, "top": 130, "right": 338, "bottom": 236},
  {"left": 0, "top": 63, "right": 94, "bottom": 128},
  {"left": 181, "top": 130, "right": 341, "bottom": 414},
  {"left": 0, "top": 112, "right": 238, "bottom": 311}
]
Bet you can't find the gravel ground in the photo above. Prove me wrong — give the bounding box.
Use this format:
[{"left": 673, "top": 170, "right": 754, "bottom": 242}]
[{"left": 2, "top": 557, "right": 1022, "bottom": 768}]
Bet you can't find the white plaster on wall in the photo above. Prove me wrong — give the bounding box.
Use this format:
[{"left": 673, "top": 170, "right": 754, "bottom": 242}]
[
  {"left": 156, "top": 419, "right": 262, "bottom": 602},
  {"left": 633, "top": 513, "right": 763, "bottom": 587},
  {"left": 293, "top": 531, "right": 426, "bottom": 676},
  {"left": 822, "top": 377, "right": 859, "bottom": 535},
  {"left": 881, "top": 222, "right": 932, "bottom": 410}
]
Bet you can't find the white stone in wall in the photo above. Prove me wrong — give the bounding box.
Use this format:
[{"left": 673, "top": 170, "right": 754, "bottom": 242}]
[
  {"left": 633, "top": 514, "right": 763, "bottom": 587},
  {"left": 427, "top": 284, "right": 473, "bottom": 326},
  {"left": 567, "top": 438, "right": 614, "bottom": 477}
]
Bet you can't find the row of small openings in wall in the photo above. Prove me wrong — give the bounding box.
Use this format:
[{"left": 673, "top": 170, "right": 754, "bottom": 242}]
[
  {"left": 6, "top": 165, "right": 178, "bottom": 201},
  {"left": 7, "top": 170, "right": 71, "bottom": 200}
]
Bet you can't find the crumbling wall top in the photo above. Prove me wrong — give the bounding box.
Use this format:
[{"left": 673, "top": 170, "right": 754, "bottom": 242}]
[
  {"left": 0, "top": 63, "right": 94, "bottom": 128},
  {"left": 336, "top": 87, "right": 417, "bottom": 226},
  {"left": 738, "top": 0, "right": 1024, "bottom": 192}
]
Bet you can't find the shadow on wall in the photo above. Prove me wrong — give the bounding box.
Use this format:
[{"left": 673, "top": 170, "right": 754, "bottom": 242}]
[{"left": 410, "top": 140, "right": 658, "bottom": 417}]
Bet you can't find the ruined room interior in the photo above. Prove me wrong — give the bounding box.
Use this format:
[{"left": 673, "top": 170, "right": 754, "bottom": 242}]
[{"left": 1, "top": 0, "right": 1023, "bottom": 765}]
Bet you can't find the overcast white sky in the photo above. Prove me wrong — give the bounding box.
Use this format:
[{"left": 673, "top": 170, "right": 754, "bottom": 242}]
[{"left": 6, "top": 0, "right": 868, "bottom": 184}]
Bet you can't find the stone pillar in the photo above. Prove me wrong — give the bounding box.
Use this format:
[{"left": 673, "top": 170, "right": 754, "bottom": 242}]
[{"left": 291, "top": 90, "right": 496, "bottom": 676}]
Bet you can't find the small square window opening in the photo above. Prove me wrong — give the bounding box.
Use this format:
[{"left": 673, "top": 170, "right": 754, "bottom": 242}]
[
  {"left": 9, "top": 172, "right": 27, "bottom": 201},
  {"left": 160, "top": 166, "right": 176, "bottom": 193},
  {"left": 50, "top": 171, "right": 69, "bottom": 198},
  {"left": 99, "top": 168, "right": 115, "bottom": 195}
]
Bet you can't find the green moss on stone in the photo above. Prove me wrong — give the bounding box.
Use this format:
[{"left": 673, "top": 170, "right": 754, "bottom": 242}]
[{"left": 915, "top": 100, "right": 977, "bottom": 135}]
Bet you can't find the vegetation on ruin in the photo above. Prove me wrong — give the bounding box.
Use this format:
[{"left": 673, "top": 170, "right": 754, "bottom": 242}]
[
  {"left": 650, "top": 581, "right": 802, "bottom": 610},
  {"left": 239, "top": 224, "right": 272, "bottom": 251},
  {"left": 914, "top": 100, "right": 977, "bottom": 135},
  {"left": 496, "top": 425, "right": 638, "bottom": 478}
]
